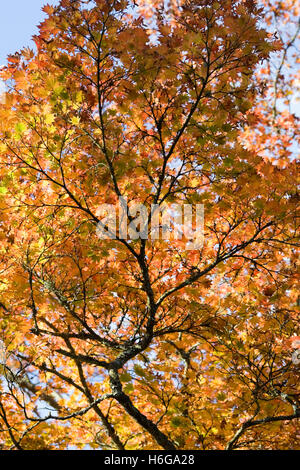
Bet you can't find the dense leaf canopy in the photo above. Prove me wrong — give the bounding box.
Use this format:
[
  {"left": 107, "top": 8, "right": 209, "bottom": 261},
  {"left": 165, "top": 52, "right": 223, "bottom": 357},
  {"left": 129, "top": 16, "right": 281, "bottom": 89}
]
[{"left": 0, "top": 0, "right": 298, "bottom": 450}]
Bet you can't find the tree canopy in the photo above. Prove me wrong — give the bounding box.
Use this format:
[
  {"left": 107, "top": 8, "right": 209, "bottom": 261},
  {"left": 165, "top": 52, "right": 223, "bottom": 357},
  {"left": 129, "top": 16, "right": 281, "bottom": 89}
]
[{"left": 0, "top": 0, "right": 299, "bottom": 450}]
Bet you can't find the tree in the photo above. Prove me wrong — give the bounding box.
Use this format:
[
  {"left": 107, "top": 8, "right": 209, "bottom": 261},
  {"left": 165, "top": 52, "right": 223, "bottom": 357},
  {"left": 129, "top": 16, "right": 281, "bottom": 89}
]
[{"left": 0, "top": 0, "right": 298, "bottom": 450}]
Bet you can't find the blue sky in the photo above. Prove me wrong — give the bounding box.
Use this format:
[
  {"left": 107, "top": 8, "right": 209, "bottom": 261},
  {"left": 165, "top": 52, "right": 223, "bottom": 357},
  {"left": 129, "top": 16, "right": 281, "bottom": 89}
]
[{"left": 0, "top": 1, "right": 59, "bottom": 65}]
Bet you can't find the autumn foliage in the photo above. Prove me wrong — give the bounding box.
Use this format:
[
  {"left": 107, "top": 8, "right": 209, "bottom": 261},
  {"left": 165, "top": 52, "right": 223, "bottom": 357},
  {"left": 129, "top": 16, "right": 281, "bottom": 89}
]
[{"left": 0, "top": 0, "right": 299, "bottom": 450}]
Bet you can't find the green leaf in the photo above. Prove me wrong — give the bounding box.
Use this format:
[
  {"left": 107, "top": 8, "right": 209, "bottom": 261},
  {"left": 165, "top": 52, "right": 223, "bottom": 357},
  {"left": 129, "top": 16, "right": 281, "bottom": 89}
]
[
  {"left": 15, "top": 122, "right": 27, "bottom": 139},
  {"left": 120, "top": 372, "right": 132, "bottom": 383},
  {"left": 134, "top": 364, "right": 146, "bottom": 377},
  {"left": 217, "top": 392, "right": 226, "bottom": 402}
]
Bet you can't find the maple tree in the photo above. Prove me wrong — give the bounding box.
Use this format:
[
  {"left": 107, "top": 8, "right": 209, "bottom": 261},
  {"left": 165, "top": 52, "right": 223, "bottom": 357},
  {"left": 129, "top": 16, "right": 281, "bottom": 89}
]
[{"left": 0, "top": 0, "right": 299, "bottom": 450}]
